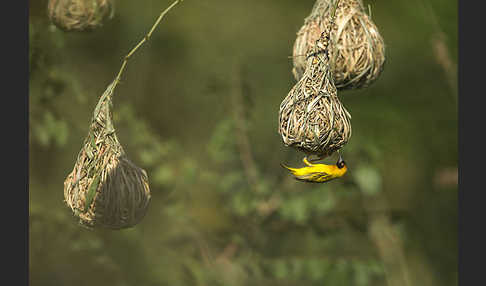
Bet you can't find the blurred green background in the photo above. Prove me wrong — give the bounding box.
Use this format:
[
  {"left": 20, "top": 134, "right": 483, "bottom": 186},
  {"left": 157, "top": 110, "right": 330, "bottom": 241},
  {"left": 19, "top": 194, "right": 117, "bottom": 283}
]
[{"left": 29, "top": 0, "right": 457, "bottom": 285}]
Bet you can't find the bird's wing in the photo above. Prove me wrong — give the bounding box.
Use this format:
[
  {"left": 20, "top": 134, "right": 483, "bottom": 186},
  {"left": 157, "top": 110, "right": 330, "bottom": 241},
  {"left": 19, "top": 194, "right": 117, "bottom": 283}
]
[
  {"left": 295, "top": 170, "right": 332, "bottom": 182},
  {"left": 314, "top": 171, "right": 333, "bottom": 182}
]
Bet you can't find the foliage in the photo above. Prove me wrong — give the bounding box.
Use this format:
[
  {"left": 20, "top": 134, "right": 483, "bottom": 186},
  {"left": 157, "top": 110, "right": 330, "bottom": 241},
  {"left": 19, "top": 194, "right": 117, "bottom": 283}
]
[{"left": 29, "top": 1, "right": 457, "bottom": 286}]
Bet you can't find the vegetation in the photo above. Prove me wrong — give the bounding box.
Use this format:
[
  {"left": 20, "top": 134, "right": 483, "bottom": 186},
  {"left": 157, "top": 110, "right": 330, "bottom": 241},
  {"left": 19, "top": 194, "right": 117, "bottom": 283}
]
[{"left": 29, "top": 0, "right": 457, "bottom": 285}]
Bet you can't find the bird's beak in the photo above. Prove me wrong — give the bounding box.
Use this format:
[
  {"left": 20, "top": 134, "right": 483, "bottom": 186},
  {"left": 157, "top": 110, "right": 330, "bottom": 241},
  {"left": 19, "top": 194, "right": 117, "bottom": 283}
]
[{"left": 337, "top": 154, "right": 344, "bottom": 165}]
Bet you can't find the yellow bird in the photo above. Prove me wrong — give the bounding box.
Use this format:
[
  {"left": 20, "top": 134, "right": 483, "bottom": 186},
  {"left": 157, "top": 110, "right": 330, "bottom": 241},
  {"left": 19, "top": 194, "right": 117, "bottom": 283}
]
[{"left": 281, "top": 155, "right": 347, "bottom": 183}]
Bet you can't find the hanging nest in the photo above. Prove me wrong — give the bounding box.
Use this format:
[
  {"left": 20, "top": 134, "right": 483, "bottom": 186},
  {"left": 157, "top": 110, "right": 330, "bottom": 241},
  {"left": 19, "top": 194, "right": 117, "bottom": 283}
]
[
  {"left": 47, "top": 0, "right": 115, "bottom": 32},
  {"left": 63, "top": 81, "right": 151, "bottom": 229},
  {"left": 279, "top": 16, "right": 352, "bottom": 158},
  {"left": 292, "top": 0, "right": 385, "bottom": 90}
]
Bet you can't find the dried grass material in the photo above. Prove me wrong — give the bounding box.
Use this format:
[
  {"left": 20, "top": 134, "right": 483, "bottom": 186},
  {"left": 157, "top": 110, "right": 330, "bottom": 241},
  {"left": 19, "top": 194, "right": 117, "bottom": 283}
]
[
  {"left": 63, "top": 81, "right": 151, "bottom": 229},
  {"left": 48, "top": 0, "right": 114, "bottom": 32},
  {"left": 292, "top": 0, "right": 385, "bottom": 90},
  {"left": 279, "top": 11, "right": 352, "bottom": 158}
]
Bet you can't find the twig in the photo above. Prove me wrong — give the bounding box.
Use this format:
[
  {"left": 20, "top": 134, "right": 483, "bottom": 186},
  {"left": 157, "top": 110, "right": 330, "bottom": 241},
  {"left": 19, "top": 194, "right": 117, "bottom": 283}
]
[
  {"left": 231, "top": 63, "right": 260, "bottom": 191},
  {"left": 112, "top": 0, "right": 183, "bottom": 91},
  {"left": 419, "top": 0, "right": 457, "bottom": 103},
  {"left": 362, "top": 195, "right": 412, "bottom": 286},
  {"left": 368, "top": 213, "right": 412, "bottom": 286},
  {"left": 330, "top": 0, "right": 341, "bottom": 19},
  {"left": 216, "top": 242, "right": 238, "bottom": 262}
]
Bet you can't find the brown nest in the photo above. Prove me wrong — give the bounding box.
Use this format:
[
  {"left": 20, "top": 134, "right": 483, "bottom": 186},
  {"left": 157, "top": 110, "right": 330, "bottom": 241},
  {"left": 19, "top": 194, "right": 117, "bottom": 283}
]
[
  {"left": 63, "top": 81, "right": 151, "bottom": 229},
  {"left": 279, "top": 14, "right": 352, "bottom": 158},
  {"left": 47, "top": 0, "right": 115, "bottom": 32},
  {"left": 292, "top": 0, "right": 385, "bottom": 90}
]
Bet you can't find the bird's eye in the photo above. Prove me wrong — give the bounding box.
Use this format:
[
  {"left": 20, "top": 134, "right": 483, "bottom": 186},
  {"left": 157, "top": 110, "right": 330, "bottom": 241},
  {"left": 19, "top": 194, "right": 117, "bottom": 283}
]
[{"left": 337, "top": 161, "right": 345, "bottom": 169}]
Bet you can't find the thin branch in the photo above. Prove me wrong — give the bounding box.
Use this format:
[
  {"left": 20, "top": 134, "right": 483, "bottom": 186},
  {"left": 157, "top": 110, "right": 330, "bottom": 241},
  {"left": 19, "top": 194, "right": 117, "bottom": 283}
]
[
  {"left": 112, "top": 0, "right": 183, "bottom": 90},
  {"left": 367, "top": 213, "right": 413, "bottom": 286},
  {"left": 419, "top": 0, "right": 457, "bottom": 103},
  {"left": 362, "top": 194, "right": 413, "bottom": 286},
  {"left": 231, "top": 63, "right": 260, "bottom": 191}
]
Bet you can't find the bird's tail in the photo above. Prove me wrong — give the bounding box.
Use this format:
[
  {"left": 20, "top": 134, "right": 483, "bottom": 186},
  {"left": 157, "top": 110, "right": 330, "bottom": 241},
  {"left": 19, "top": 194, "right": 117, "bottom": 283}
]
[
  {"left": 280, "top": 163, "right": 298, "bottom": 175},
  {"left": 280, "top": 162, "right": 291, "bottom": 170}
]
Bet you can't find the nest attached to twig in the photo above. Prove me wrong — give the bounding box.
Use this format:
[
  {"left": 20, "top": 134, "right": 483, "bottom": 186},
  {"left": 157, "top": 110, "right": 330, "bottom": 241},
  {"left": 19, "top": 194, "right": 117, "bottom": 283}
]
[
  {"left": 279, "top": 17, "right": 352, "bottom": 158},
  {"left": 47, "top": 0, "right": 115, "bottom": 32},
  {"left": 63, "top": 81, "right": 151, "bottom": 229},
  {"left": 292, "top": 0, "right": 385, "bottom": 90}
]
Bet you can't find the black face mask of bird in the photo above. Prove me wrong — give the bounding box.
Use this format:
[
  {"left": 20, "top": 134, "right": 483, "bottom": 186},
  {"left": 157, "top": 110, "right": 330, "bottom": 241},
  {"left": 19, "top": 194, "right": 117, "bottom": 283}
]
[{"left": 336, "top": 155, "right": 346, "bottom": 169}]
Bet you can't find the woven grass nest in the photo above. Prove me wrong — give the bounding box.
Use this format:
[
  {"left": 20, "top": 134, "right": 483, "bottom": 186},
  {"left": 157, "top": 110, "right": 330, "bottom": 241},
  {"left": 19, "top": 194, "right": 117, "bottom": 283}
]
[
  {"left": 279, "top": 15, "right": 352, "bottom": 158},
  {"left": 63, "top": 81, "right": 151, "bottom": 229},
  {"left": 292, "top": 0, "right": 385, "bottom": 90},
  {"left": 48, "top": 0, "right": 115, "bottom": 32}
]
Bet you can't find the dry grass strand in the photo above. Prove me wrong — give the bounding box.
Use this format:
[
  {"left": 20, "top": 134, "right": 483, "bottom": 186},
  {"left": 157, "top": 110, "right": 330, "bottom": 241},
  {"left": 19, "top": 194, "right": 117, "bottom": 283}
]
[
  {"left": 63, "top": 0, "right": 183, "bottom": 229},
  {"left": 47, "top": 0, "right": 114, "bottom": 32},
  {"left": 279, "top": 2, "right": 352, "bottom": 158},
  {"left": 292, "top": 0, "right": 385, "bottom": 90},
  {"left": 63, "top": 82, "right": 151, "bottom": 229}
]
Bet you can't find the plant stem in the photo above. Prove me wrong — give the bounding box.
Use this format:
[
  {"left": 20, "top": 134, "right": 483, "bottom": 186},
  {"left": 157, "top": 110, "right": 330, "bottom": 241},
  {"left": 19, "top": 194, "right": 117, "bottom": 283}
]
[{"left": 112, "top": 0, "right": 183, "bottom": 90}]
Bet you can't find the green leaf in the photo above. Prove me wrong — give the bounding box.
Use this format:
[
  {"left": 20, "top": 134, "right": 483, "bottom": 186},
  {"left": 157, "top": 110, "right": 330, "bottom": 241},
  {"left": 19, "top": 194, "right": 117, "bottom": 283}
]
[
  {"left": 153, "top": 165, "right": 174, "bottom": 186},
  {"left": 353, "top": 262, "right": 370, "bottom": 286},
  {"left": 85, "top": 174, "right": 101, "bottom": 212},
  {"left": 34, "top": 124, "right": 50, "bottom": 146},
  {"left": 280, "top": 197, "right": 309, "bottom": 223},
  {"left": 353, "top": 166, "right": 382, "bottom": 196},
  {"left": 207, "top": 119, "right": 237, "bottom": 163},
  {"left": 273, "top": 259, "right": 288, "bottom": 279},
  {"left": 291, "top": 259, "right": 305, "bottom": 278},
  {"left": 53, "top": 120, "right": 69, "bottom": 146}
]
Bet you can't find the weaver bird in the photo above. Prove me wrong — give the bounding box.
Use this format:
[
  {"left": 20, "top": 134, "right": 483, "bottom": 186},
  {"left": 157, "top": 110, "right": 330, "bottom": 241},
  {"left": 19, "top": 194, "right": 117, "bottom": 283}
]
[{"left": 281, "top": 155, "right": 347, "bottom": 183}]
